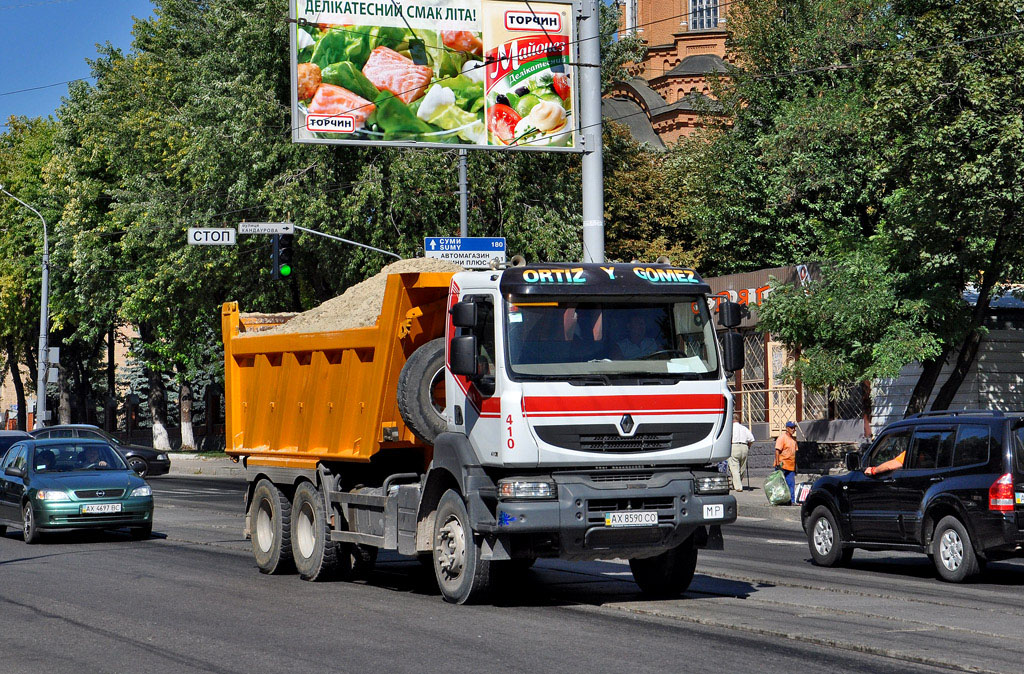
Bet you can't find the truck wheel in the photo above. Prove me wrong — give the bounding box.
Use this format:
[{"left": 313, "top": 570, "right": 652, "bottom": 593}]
[
  {"left": 932, "top": 515, "right": 979, "bottom": 583},
  {"left": 629, "top": 537, "right": 698, "bottom": 598},
  {"left": 397, "top": 337, "right": 447, "bottom": 443},
  {"left": 291, "top": 481, "right": 339, "bottom": 581},
  {"left": 250, "top": 479, "right": 294, "bottom": 574},
  {"left": 433, "top": 489, "right": 490, "bottom": 604}
]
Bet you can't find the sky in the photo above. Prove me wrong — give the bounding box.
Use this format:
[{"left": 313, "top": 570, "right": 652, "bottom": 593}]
[{"left": 1, "top": 0, "right": 155, "bottom": 123}]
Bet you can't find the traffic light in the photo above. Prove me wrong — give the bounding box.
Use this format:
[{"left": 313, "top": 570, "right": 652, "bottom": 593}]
[
  {"left": 271, "top": 234, "right": 280, "bottom": 279},
  {"left": 278, "top": 234, "right": 294, "bottom": 277}
]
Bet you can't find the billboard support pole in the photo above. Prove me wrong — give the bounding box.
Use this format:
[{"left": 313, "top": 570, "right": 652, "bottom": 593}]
[
  {"left": 458, "top": 148, "right": 469, "bottom": 238},
  {"left": 579, "top": 0, "right": 604, "bottom": 263}
]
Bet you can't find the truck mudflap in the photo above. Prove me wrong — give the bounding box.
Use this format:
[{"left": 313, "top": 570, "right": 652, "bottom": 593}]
[{"left": 488, "top": 470, "right": 736, "bottom": 562}]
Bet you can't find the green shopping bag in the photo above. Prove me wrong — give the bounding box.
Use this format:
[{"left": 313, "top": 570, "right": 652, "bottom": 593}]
[{"left": 763, "top": 469, "right": 791, "bottom": 505}]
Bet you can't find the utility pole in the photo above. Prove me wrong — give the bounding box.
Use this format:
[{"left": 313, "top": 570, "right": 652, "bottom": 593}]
[
  {"left": 0, "top": 184, "right": 50, "bottom": 429},
  {"left": 579, "top": 0, "right": 605, "bottom": 263},
  {"left": 458, "top": 148, "right": 469, "bottom": 238}
]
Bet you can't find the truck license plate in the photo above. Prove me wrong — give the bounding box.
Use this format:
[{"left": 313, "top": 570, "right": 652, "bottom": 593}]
[
  {"left": 604, "top": 511, "right": 658, "bottom": 527},
  {"left": 703, "top": 504, "right": 724, "bottom": 519},
  {"left": 81, "top": 503, "right": 121, "bottom": 514}
]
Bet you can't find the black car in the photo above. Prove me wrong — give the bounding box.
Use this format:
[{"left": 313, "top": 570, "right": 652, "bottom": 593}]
[
  {"left": 29, "top": 425, "right": 170, "bottom": 478},
  {"left": 0, "top": 430, "right": 32, "bottom": 456},
  {"left": 801, "top": 410, "right": 1024, "bottom": 582}
]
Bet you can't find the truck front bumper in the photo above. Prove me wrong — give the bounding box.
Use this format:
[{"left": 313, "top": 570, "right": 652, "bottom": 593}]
[{"left": 489, "top": 471, "right": 736, "bottom": 561}]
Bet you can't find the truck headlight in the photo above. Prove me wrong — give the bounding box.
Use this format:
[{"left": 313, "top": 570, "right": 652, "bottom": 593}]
[
  {"left": 498, "top": 479, "right": 556, "bottom": 499},
  {"left": 695, "top": 475, "right": 730, "bottom": 495}
]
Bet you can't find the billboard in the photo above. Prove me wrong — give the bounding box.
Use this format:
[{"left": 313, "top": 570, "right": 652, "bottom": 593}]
[{"left": 290, "top": 0, "right": 578, "bottom": 151}]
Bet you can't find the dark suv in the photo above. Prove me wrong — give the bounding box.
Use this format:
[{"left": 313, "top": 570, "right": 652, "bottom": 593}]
[{"left": 801, "top": 411, "right": 1024, "bottom": 582}]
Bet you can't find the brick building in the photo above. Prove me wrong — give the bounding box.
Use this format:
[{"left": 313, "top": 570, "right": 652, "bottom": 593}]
[{"left": 604, "top": 0, "right": 729, "bottom": 147}]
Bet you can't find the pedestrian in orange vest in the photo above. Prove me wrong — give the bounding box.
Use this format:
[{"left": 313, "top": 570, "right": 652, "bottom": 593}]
[{"left": 775, "top": 421, "right": 799, "bottom": 505}]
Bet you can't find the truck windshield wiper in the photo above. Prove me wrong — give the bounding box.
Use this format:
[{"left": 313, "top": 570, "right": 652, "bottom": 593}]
[{"left": 565, "top": 374, "right": 612, "bottom": 386}]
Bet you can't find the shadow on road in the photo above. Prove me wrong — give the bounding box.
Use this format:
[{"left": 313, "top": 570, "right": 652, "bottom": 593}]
[
  {"left": 0, "top": 527, "right": 166, "bottom": 546},
  {"left": 345, "top": 553, "right": 762, "bottom": 606},
  {"left": 810, "top": 552, "right": 1024, "bottom": 585}
]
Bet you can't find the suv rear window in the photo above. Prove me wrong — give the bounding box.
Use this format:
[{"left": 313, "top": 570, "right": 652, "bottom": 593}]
[
  {"left": 910, "top": 429, "right": 954, "bottom": 469},
  {"left": 1014, "top": 424, "right": 1024, "bottom": 474},
  {"left": 953, "top": 425, "right": 990, "bottom": 467}
]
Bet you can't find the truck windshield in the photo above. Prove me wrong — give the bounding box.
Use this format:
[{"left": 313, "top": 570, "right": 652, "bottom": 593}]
[{"left": 505, "top": 298, "right": 719, "bottom": 379}]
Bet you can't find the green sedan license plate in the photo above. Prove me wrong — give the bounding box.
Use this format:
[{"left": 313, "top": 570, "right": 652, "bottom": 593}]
[{"left": 81, "top": 503, "right": 122, "bottom": 514}]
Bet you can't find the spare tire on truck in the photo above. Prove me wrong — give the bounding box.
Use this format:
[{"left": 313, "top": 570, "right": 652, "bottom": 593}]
[{"left": 397, "top": 337, "right": 447, "bottom": 443}]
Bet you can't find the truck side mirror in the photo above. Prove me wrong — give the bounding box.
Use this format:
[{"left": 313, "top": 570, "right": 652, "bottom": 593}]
[
  {"left": 450, "top": 335, "right": 479, "bottom": 377},
  {"left": 4, "top": 466, "right": 25, "bottom": 478},
  {"left": 451, "top": 301, "right": 478, "bottom": 328},
  {"left": 845, "top": 451, "right": 862, "bottom": 472},
  {"left": 719, "top": 301, "right": 743, "bottom": 329},
  {"left": 721, "top": 331, "right": 744, "bottom": 373}
]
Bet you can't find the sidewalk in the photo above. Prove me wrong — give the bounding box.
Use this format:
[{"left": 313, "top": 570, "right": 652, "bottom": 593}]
[
  {"left": 165, "top": 454, "right": 804, "bottom": 529},
  {"left": 732, "top": 485, "right": 802, "bottom": 527}
]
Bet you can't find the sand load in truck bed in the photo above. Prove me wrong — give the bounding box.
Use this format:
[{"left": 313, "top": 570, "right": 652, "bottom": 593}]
[{"left": 261, "top": 258, "right": 463, "bottom": 335}]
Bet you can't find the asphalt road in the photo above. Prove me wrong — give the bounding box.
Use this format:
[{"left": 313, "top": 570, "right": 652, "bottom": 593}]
[{"left": 2, "top": 475, "right": 1023, "bottom": 673}]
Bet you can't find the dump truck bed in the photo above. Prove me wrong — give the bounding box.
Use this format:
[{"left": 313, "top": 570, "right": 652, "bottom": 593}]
[{"left": 221, "top": 271, "right": 454, "bottom": 469}]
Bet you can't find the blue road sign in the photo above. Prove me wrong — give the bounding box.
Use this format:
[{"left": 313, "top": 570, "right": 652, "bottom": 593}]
[{"left": 424, "top": 237, "right": 506, "bottom": 268}]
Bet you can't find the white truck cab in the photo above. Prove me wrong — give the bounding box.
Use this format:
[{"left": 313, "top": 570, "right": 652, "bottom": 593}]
[{"left": 426, "top": 262, "right": 743, "bottom": 601}]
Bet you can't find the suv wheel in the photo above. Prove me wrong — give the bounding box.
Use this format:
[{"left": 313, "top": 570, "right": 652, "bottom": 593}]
[
  {"left": 806, "top": 505, "right": 851, "bottom": 567},
  {"left": 932, "top": 515, "right": 978, "bottom": 583}
]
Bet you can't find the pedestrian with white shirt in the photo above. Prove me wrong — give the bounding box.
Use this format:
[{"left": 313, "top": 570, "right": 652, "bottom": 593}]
[{"left": 729, "top": 411, "right": 755, "bottom": 492}]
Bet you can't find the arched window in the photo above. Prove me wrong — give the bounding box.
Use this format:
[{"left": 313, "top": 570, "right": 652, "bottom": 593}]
[{"left": 690, "top": 0, "right": 719, "bottom": 30}]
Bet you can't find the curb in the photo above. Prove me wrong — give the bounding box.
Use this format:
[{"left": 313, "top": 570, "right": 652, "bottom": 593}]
[{"left": 167, "top": 453, "right": 244, "bottom": 477}]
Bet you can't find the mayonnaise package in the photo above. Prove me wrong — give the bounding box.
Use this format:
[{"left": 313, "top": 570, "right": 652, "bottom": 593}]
[{"left": 482, "top": 1, "right": 574, "bottom": 147}]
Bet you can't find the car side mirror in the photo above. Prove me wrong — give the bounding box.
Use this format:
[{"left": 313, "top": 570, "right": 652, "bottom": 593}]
[
  {"left": 450, "top": 335, "right": 479, "bottom": 377},
  {"left": 719, "top": 301, "right": 743, "bottom": 329},
  {"left": 721, "top": 331, "right": 744, "bottom": 373},
  {"left": 5, "top": 466, "right": 25, "bottom": 478},
  {"left": 844, "top": 451, "right": 861, "bottom": 472},
  {"left": 451, "top": 301, "right": 478, "bottom": 328}
]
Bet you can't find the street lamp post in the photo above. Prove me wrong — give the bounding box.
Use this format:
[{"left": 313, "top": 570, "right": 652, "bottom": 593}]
[{"left": 0, "top": 183, "right": 50, "bottom": 430}]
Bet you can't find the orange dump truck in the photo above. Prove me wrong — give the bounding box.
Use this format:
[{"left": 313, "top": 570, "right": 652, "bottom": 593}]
[{"left": 223, "top": 263, "right": 745, "bottom": 604}]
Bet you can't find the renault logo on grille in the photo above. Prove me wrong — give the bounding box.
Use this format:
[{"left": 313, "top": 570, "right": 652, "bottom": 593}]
[{"left": 619, "top": 414, "right": 634, "bottom": 434}]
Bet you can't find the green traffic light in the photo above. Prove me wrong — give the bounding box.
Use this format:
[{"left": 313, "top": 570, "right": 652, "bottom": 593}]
[{"left": 279, "top": 264, "right": 292, "bottom": 277}]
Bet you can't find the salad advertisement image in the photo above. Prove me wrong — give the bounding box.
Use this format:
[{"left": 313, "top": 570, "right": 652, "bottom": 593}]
[{"left": 290, "top": 0, "right": 578, "bottom": 151}]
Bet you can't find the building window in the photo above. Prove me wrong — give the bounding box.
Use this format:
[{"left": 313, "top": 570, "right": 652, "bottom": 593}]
[{"left": 690, "top": 0, "right": 719, "bottom": 30}]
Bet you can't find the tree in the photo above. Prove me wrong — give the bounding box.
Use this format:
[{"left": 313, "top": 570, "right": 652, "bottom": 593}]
[
  {"left": 0, "top": 116, "right": 58, "bottom": 429},
  {"left": 870, "top": 0, "right": 1024, "bottom": 413}
]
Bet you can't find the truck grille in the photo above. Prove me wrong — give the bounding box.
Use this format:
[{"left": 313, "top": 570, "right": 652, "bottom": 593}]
[
  {"left": 580, "top": 433, "right": 672, "bottom": 452},
  {"left": 74, "top": 489, "right": 125, "bottom": 499},
  {"left": 535, "top": 423, "right": 713, "bottom": 454},
  {"left": 587, "top": 471, "right": 655, "bottom": 483}
]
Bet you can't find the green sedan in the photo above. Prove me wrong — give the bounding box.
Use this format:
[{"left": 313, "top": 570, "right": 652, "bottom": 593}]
[{"left": 0, "top": 438, "right": 154, "bottom": 543}]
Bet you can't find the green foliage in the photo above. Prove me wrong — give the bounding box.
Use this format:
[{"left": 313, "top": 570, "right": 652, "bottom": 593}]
[
  {"left": 758, "top": 244, "right": 942, "bottom": 390},
  {"left": 0, "top": 116, "right": 58, "bottom": 380},
  {"left": 599, "top": 2, "right": 646, "bottom": 93},
  {"left": 673, "top": 0, "right": 1024, "bottom": 399}
]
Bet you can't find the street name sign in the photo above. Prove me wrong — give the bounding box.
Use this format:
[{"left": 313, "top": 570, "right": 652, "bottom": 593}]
[
  {"left": 239, "top": 222, "right": 295, "bottom": 235},
  {"left": 424, "top": 237, "right": 506, "bottom": 269},
  {"left": 188, "top": 228, "right": 236, "bottom": 245}
]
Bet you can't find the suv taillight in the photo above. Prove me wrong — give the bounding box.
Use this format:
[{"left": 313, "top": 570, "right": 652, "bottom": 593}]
[{"left": 989, "top": 473, "right": 1015, "bottom": 512}]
